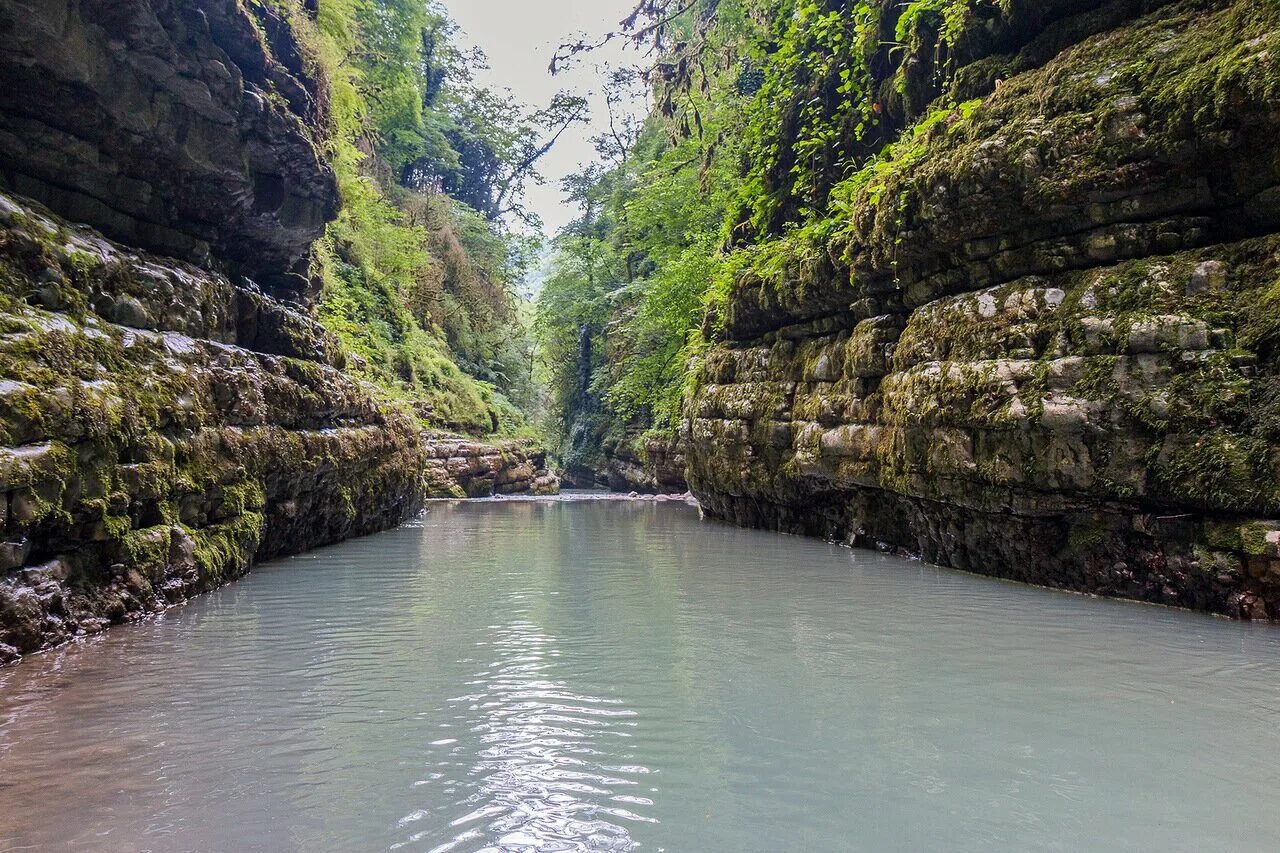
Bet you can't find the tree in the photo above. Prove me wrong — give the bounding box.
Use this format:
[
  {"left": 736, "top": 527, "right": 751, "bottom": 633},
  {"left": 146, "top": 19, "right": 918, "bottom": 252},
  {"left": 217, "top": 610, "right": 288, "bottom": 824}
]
[{"left": 441, "top": 90, "right": 589, "bottom": 225}]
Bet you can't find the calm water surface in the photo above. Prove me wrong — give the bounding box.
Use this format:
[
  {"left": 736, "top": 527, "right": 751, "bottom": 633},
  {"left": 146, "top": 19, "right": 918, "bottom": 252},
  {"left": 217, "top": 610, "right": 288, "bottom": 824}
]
[{"left": 1, "top": 499, "right": 1278, "bottom": 852}]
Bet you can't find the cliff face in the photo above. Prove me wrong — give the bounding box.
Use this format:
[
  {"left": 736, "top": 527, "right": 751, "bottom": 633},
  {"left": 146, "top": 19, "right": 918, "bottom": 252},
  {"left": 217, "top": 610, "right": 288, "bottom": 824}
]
[
  {"left": 0, "top": 0, "right": 412, "bottom": 664},
  {"left": 596, "top": 434, "right": 688, "bottom": 495},
  {"left": 0, "top": 0, "right": 568, "bottom": 663},
  {"left": 688, "top": 0, "right": 1280, "bottom": 617},
  {"left": 422, "top": 434, "right": 560, "bottom": 499},
  {"left": 0, "top": 0, "right": 336, "bottom": 295},
  {"left": 0, "top": 192, "right": 426, "bottom": 662}
]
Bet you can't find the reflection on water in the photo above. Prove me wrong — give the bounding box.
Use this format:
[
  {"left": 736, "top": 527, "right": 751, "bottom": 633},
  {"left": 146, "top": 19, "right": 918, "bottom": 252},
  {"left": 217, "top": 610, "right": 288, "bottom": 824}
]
[
  {"left": 409, "top": 618, "right": 650, "bottom": 853},
  {"left": 1, "top": 500, "right": 1279, "bottom": 852}
]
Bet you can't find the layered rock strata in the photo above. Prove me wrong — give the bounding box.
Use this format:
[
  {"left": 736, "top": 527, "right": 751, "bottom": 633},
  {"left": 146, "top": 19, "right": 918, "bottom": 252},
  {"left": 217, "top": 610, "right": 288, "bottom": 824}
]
[
  {"left": 688, "top": 0, "right": 1280, "bottom": 617},
  {"left": 0, "top": 192, "right": 426, "bottom": 663},
  {"left": 0, "top": 0, "right": 336, "bottom": 294},
  {"left": 599, "top": 435, "right": 689, "bottom": 495},
  {"left": 0, "top": 0, "right": 559, "bottom": 666},
  {"left": 423, "top": 434, "right": 560, "bottom": 498}
]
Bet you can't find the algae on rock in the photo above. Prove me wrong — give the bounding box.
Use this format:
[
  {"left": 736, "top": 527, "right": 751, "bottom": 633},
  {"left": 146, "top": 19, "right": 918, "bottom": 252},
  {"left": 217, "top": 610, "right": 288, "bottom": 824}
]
[
  {"left": 684, "top": 0, "right": 1280, "bottom": 618},
  {"left": 0, "top": 193, "right": 428, "bottom": 663}
]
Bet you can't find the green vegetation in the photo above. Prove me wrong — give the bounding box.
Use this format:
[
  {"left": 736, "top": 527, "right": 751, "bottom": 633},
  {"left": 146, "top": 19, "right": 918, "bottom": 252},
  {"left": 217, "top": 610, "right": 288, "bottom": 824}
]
[
  {"left": 289, "top": 0, "right": 587, "bottom": 436},
  {"left": 533, "top": 0, "right": 984, "bottom": 468},
  {"left": 535, "top": 0, "right": 1280, "bottom": 518}
]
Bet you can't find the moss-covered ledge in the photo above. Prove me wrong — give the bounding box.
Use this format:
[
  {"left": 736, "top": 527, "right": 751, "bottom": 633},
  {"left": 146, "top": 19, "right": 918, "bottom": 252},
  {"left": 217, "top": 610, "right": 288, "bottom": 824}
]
[
  {"left": 0, "top": 192, "right": 428, "bottom": 664},
  {"left": 686, "top": 0, "right": 1280, "bottom": 619}
]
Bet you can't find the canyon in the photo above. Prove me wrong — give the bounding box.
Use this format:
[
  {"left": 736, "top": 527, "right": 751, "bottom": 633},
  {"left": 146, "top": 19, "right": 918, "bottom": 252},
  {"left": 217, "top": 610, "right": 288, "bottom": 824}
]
[
  {"left": 2, "top": 3, "right": 1278, "bottom": 848},
  {"left": 0, "top": 0, "right": 555, "bottom": 663},
  {"left": 2, "top": 0, "right": 1279, "bottom": 667}
]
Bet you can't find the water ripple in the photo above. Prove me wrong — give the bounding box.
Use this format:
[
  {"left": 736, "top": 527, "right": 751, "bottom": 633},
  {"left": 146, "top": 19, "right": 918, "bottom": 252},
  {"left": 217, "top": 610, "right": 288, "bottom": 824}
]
[
  {"left": 404, "top": 617, "right": 652, "bottom": 852},
  {"left": 0, "top": 501, "right": 1278, "bottom": 852}
]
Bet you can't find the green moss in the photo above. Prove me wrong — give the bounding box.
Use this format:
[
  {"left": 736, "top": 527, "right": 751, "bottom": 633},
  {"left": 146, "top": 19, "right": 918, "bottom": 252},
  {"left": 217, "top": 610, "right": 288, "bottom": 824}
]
[
  {"left": 880, "top": 359, "right": 1031, "bottom": 431},
  {"left": 315, "top": 237, "right": 525, "bottom": 437},
  {"left": 337, "top": 484, "right": 356, "bottom": 521},
  {"left": 189, "top": 513, "right": 265, "bottom": 584},
  {"left": 1239, "top": 274, "right": 1280, "bottom": 362},
  {"left": 101, "top": 506, "right": 132, "bottom": 541},
  {"left": 120, "top": 526, "right": 171, "bottom": 571},
  {"left": 707, "top": 0, "right": 1280, "bottom": 328},
  {"left": 220, "top": 480, "right": 266, "bottom": 516},
  {"left": 1154, "top": 433, "right": 1271, "bottom": 512},
  {"left": 1067, "top": 524, "right": 1109, "bottom": 553},
  {"left": 1202, "top": 520, "right": 1244, "bottom": 552},
  {"left": 1238, "top": 522, "right": 1277, "bottom": 558}
]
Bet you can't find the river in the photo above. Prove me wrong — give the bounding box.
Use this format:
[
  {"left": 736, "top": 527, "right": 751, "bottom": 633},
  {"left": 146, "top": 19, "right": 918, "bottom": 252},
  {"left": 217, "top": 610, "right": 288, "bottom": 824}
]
[{"left": 1, "top": 498, "right": 1277, "bottom": 851}]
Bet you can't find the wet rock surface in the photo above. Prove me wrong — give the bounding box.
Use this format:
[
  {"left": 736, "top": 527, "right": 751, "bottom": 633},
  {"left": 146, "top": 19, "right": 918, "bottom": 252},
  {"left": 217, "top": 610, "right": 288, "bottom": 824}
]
[
  {"left": 687, "top": 0, "right": 1280, "bottom": 618},
  {"left": 0, "top": 0, "right": 336, "bottom": 293},
  {"left": 601, "top": 435, "right": 689, "bottom": 495},
  {"left": 559, "top": 433, "right": 688, "bottom": 495},
  {"left": 422, "top": 433, "right": 560, "bottom": 499},
  {"left": 0, "top": 193, "right": 425, "bottom": 664}
]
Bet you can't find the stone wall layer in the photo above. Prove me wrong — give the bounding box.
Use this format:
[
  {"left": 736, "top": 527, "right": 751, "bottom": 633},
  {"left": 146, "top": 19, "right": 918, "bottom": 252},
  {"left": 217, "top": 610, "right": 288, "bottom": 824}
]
[
  {"left": 0, "top": 0, "right": 336, "bottom": 294},
  {"left": 422, "top": 434, "right": 560, "bottom": 499},
  {"left": 687, "top": 0, "right": 1280, "bottom": 618},
  {"left": 0, "top": 192, "right": 425, "bottom": 663}
]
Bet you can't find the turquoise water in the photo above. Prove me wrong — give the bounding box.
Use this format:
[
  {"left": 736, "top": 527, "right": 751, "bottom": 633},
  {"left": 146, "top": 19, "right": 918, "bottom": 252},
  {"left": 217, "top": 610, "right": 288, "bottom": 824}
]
[{"left": 1, "top": 498, "right": 1278, "bottom": 851}]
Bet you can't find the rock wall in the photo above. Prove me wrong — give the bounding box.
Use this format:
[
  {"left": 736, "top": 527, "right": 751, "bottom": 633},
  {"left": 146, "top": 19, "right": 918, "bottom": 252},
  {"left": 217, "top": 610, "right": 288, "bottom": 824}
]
[
  {"left": 0, "top": 193, "right": 427, "bottom": 663},
  {"left": 0, "top": 0, "right": 423, "bottom": 665},
  {"left": 556, "top": 431, "right": 688, "bottom": 495},
  {"left": 599, "top": 434, "right": 689, "bottom": 495},
  {"left": 423, "top": 434, "right": 560, "bottom": 498},
  {"left": 688, "top": 0, "right": 1280, "bottom": 617},
  {"left": 0, "top": 0, "right": 336, "bottom": 294},
  {"left": 0, "top": 0, "right": 568, "bottom": 666}
]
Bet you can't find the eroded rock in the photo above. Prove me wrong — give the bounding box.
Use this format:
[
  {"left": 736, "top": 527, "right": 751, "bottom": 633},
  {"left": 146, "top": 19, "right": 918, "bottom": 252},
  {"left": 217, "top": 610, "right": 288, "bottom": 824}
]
[
  {"left": 0, "top": 0, "right": 337, "bottom": 294},
  {"left": 0, "top": 193, "right": 425, "bottom": 662},
  {"left": 422, "top": 433, "right": 560, "bottom": 499},
  {"left": 687, "top": 0, "right": 1280, "bottom": 619}
]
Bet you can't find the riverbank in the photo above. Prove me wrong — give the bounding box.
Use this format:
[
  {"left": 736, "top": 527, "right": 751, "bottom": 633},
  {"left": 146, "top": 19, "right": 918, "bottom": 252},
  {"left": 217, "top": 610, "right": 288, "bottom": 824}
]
[{"left": 0, "top": 0, "right": 564, "bottom": 666}]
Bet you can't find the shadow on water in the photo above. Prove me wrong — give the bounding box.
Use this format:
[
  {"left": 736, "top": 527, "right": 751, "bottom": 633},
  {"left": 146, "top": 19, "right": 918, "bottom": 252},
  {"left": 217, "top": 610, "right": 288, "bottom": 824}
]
[{"left": 1, "top": 500, "right": 1278, "bottom": 851}]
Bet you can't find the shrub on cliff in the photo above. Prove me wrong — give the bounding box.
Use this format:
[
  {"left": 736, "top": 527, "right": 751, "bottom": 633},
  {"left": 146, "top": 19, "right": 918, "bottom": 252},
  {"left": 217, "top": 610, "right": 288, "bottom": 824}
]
[{"left": 277, "top": 0, "right": 584, "bottom": 437}]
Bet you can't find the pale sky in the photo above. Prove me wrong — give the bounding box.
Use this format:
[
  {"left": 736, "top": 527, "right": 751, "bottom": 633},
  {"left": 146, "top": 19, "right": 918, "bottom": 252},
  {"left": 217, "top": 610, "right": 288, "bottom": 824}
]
[{"left": 444, "top": 0, "right": 644, "bottom": 235}]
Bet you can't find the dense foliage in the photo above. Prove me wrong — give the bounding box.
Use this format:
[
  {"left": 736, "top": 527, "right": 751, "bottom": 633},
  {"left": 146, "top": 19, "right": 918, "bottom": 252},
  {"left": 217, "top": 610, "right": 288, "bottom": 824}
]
[
  {"left": 279, "top": 0, "right": 584, "bottom": 435},
  {"left": 276, "top": 0, "right": 1000, "bottom": 453},
  {"left": 535, "top": 0, "right": 985, "bottom": 471}
]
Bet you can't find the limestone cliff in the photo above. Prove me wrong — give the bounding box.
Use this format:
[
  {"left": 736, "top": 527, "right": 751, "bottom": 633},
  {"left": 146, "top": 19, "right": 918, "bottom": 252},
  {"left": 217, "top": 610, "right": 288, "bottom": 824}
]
[
  {"left": 688, "top": 0, "right": 1280, "bottom": 617},
  {"left": 597, "top": 434, "right": 688, "bottom": 495},
  {"left": 0, "top": 0, "right": 336, "bottom": 295},
  {"left": 0, "top": 192, "right": 426, "bottom": 662},
  {"left": 422, "top": 433, "right": 560, "bottom": 499},
  {"left": 0, "top": 0, "right": 555, "bottom": 664}
]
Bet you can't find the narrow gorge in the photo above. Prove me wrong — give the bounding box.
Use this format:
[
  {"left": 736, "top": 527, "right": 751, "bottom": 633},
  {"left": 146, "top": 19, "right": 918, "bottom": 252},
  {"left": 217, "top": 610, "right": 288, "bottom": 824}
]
[
  {"left": 1, "top": 0, "right": 1279, "bottom": 658},
  {"left": 542, "top": 0, "right": 1280, "bottom": 620},
  {"left": 2, "top": 1, "right": 1280, "bottom": 849}
]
